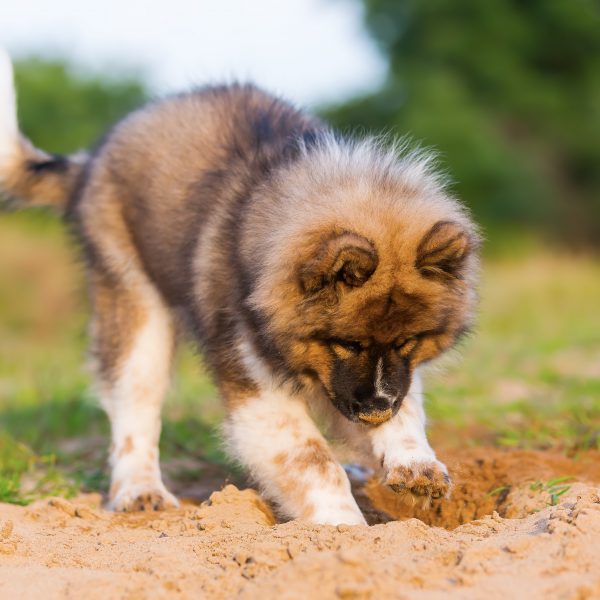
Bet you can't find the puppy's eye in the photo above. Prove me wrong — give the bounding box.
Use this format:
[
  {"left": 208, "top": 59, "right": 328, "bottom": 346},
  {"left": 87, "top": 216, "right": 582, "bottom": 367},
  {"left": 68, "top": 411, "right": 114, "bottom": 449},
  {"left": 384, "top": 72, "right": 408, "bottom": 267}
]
[
  {"left": 392, "top": 336, "right": 419, "bottom": 354},
  {"left": 330, "top": 339, "right": 365, "bottom": 355}
]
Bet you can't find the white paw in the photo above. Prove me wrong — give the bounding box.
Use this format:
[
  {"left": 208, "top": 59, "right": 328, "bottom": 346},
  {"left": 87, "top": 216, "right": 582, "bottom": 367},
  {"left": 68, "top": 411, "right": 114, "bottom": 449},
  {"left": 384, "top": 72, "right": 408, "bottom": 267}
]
[
  {"left": 383, "top": 458, "right": 450, "bottom": 500},
  {"left": 309, "top": 505, "right": 367, "bottom": 526},
  {"left": 108, "top": 479, "right": 179, "bottom": 512}
]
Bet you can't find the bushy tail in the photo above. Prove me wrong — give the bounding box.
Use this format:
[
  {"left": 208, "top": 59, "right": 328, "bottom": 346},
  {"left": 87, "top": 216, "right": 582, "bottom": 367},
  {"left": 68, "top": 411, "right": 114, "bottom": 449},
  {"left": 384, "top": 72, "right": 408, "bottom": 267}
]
[{"left": 0, "top": 48, "right": 88, "bottom": 212}]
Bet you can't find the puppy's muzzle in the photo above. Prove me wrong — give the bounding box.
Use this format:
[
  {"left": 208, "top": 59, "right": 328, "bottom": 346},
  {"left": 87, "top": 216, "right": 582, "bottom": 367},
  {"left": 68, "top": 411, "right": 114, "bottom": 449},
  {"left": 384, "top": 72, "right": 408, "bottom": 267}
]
[
  {"left": 357, "top": 407, "right": 393, "bottom": 425},
  {"left": 353, "top": 396, "right": 398, "bottom": 425}
]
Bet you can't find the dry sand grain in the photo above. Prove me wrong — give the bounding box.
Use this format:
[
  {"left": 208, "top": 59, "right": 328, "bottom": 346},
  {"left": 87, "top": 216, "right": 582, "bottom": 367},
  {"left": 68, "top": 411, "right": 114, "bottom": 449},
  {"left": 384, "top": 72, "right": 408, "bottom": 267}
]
[{"left": 1, "top": 448, "right": 600, "bottom": 599}]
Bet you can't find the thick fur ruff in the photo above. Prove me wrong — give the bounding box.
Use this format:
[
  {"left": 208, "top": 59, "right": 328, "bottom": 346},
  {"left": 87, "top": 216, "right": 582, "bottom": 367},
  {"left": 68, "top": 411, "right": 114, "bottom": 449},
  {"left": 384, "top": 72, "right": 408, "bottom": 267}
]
[{"left": 0, "top": 50, "right": 479, "bottom": 524}]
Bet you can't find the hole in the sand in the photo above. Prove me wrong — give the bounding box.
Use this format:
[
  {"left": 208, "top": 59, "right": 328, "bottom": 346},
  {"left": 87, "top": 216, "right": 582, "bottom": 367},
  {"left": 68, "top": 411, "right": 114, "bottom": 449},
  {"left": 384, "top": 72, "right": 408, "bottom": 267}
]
[{"left": 348, "top": 448, "right": 600, "bottom": 529}]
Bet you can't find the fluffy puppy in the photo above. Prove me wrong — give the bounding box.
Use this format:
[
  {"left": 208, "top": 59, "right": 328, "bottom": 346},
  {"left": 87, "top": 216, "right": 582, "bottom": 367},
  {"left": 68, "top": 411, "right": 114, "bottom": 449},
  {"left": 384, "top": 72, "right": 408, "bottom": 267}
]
[{"left": 0, "top": 49, "right": 479, "bottom": 525}]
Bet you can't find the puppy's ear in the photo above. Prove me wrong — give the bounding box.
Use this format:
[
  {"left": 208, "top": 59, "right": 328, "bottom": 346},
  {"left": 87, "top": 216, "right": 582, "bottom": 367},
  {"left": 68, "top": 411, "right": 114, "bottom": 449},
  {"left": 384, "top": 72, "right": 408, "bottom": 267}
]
[
  {"left": 299, "top": 232, "right": 378, "bottom": 295},
  {"left": 416, "top": 221, "right": 474, "bottom": 280}
]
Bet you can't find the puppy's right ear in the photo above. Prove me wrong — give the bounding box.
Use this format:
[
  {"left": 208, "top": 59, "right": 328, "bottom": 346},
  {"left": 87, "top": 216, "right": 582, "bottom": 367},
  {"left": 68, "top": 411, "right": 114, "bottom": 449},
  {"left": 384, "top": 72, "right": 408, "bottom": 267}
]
[{"left": 298, "top": 232, "right": 378, "bottom": 296}]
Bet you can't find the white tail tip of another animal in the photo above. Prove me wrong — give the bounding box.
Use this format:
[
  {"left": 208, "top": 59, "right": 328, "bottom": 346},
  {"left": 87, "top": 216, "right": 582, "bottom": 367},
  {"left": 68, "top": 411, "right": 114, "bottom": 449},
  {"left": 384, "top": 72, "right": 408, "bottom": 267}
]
[{"left": 0, "top": 47, "right": 18, "bottom": 161}]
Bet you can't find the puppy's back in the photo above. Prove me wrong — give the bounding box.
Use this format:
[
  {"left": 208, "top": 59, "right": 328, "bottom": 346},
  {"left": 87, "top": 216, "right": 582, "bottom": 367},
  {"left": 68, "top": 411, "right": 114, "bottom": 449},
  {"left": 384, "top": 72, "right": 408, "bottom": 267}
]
[{"left": 75, "top": 84, "right": 323, "bottom": 306}]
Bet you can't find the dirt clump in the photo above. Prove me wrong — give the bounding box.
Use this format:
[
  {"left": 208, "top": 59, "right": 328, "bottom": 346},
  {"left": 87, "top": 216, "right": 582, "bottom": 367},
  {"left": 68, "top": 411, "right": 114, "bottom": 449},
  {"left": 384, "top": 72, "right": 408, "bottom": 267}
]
[{"left": 0, "top": 448, "right": 599, "bottom": 599}]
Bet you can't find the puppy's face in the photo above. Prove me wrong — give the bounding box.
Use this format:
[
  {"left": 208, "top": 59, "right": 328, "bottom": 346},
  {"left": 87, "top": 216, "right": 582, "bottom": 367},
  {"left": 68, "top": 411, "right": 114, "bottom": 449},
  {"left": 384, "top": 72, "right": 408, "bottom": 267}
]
[{"left": 289, "top": 221, "right": 478, "bottom": 425}]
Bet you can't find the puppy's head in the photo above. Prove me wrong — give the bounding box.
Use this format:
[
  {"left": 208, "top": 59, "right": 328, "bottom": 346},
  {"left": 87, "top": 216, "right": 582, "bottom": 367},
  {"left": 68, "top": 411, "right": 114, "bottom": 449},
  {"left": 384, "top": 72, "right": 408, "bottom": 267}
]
[
  {"left": 287, "top": 219, "right": 477, "bottom": 424},
  {"left": 244, "top": 138, "right": 480, "bottom": 424}
]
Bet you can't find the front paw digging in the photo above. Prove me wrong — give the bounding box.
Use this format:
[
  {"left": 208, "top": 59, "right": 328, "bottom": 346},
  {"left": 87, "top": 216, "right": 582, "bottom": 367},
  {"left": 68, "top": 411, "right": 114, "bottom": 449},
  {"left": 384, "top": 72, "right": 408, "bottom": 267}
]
[{"left": 384, "top": 460, "right": 451, "bottom": 500}]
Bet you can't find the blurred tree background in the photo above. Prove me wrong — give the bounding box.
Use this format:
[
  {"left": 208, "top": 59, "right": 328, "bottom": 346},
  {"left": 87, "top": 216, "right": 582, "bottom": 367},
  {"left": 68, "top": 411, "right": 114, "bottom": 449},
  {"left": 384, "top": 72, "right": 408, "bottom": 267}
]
[
  {"left": 323, "top": 0, "right": 600, "bottom": 247},
  {"left": 8, "top": 0, "right": 600, "bottom": 247},
  {"left": 13, "top": 57, "right": 147, "bottom": 155}
]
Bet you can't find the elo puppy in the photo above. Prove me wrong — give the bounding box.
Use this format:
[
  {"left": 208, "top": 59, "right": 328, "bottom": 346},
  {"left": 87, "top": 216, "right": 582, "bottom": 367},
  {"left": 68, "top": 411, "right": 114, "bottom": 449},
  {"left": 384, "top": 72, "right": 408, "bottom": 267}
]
[{"left": 0, "top": 50, "right": 479, "bottom": 525}]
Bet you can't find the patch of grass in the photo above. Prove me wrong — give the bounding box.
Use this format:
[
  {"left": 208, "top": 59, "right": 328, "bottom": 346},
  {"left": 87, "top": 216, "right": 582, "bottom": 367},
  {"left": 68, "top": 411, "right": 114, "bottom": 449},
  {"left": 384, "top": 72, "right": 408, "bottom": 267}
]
[
  {"left": 529, "top": 476, "right": 574, "bottom": 506},
  {"left": 426, "top": 252, "right": 600, "bottom": 450},
  {"left": 0, "top": 432, "right": 78, "bottom": 504},
  {"left": 485, "top": 485, "right": 510, "bottom": 498}
]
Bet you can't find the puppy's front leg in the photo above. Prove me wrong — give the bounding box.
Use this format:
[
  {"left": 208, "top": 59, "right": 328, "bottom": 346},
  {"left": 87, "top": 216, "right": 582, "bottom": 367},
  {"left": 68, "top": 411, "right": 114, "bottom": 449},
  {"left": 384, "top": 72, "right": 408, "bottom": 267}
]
[
  {"left": 368, "top": 372, "right": 450, "bottom": 500},
  {"left": 224, "top": 388, "right": 366, "bottom": 525}
]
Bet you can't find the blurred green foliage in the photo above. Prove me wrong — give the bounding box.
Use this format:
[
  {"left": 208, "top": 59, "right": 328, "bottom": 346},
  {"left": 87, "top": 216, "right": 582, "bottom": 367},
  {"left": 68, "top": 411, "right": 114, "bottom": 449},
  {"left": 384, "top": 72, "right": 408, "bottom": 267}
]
[
  {"left": 323, "top": 0, "right": 600, "bottom": 245},
  {"left": 12, "top": 4, "right": 600, "bottom": 247},
  {"left": 13, "top": 57, "right": 148, "bottom": 154}
]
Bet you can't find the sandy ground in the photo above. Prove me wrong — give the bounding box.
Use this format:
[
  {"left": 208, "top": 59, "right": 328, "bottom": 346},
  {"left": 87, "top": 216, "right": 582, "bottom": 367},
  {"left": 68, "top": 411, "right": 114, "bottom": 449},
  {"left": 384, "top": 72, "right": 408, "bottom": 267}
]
[{"left": 1, "top": 448, "right": 600, "bottom": 599}]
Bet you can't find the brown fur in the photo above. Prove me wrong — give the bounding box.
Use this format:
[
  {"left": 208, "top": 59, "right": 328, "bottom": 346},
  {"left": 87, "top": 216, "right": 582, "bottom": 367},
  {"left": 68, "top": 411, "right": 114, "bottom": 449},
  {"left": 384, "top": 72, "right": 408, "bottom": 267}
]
[
  {"left": 89, "top": 273, "right": 151, "bottom": 383},
  {"left": 119, "top": 436, "right": 134, "bottom": 458},
  {"left": 0, "top": 137, "right": 85, "bottom": 209}
]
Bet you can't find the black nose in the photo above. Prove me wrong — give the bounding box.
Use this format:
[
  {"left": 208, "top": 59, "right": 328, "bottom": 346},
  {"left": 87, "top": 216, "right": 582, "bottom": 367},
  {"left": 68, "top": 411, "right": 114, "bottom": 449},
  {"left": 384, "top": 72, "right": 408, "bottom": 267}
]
[
  {"left": 353, "top": 384, "right": 378, "bottom": 404},
  {"left": 352, "top": 383, "right": 392, "bottom": 409}
]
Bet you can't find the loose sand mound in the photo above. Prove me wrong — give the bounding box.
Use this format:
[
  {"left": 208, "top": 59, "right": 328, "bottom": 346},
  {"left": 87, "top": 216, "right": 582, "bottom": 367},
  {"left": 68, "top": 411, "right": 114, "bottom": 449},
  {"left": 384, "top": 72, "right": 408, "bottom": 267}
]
[{"left": 1, "top": 448, "right": 600, "bottom": 599}]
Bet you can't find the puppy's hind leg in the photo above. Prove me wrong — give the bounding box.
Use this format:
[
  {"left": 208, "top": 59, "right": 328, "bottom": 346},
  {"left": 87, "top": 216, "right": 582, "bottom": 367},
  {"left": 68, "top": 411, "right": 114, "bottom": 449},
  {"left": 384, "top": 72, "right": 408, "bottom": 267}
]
[{"left": 91, "top": 270, "right": 178, "bottom": 511}]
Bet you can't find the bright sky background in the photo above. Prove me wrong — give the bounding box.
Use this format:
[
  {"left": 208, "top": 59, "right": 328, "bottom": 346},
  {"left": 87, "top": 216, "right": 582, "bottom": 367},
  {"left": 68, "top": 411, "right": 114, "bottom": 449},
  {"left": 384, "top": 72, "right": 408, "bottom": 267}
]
[{"left": 0, "top": 0, "right": 386, "bottom": 107}]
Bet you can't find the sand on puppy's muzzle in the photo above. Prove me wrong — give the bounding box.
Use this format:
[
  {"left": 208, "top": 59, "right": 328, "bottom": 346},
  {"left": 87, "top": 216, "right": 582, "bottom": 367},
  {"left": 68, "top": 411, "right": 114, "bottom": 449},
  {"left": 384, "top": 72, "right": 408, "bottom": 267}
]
[{"left": 357, "top": 407, "right": 393, "bottom": 425}]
